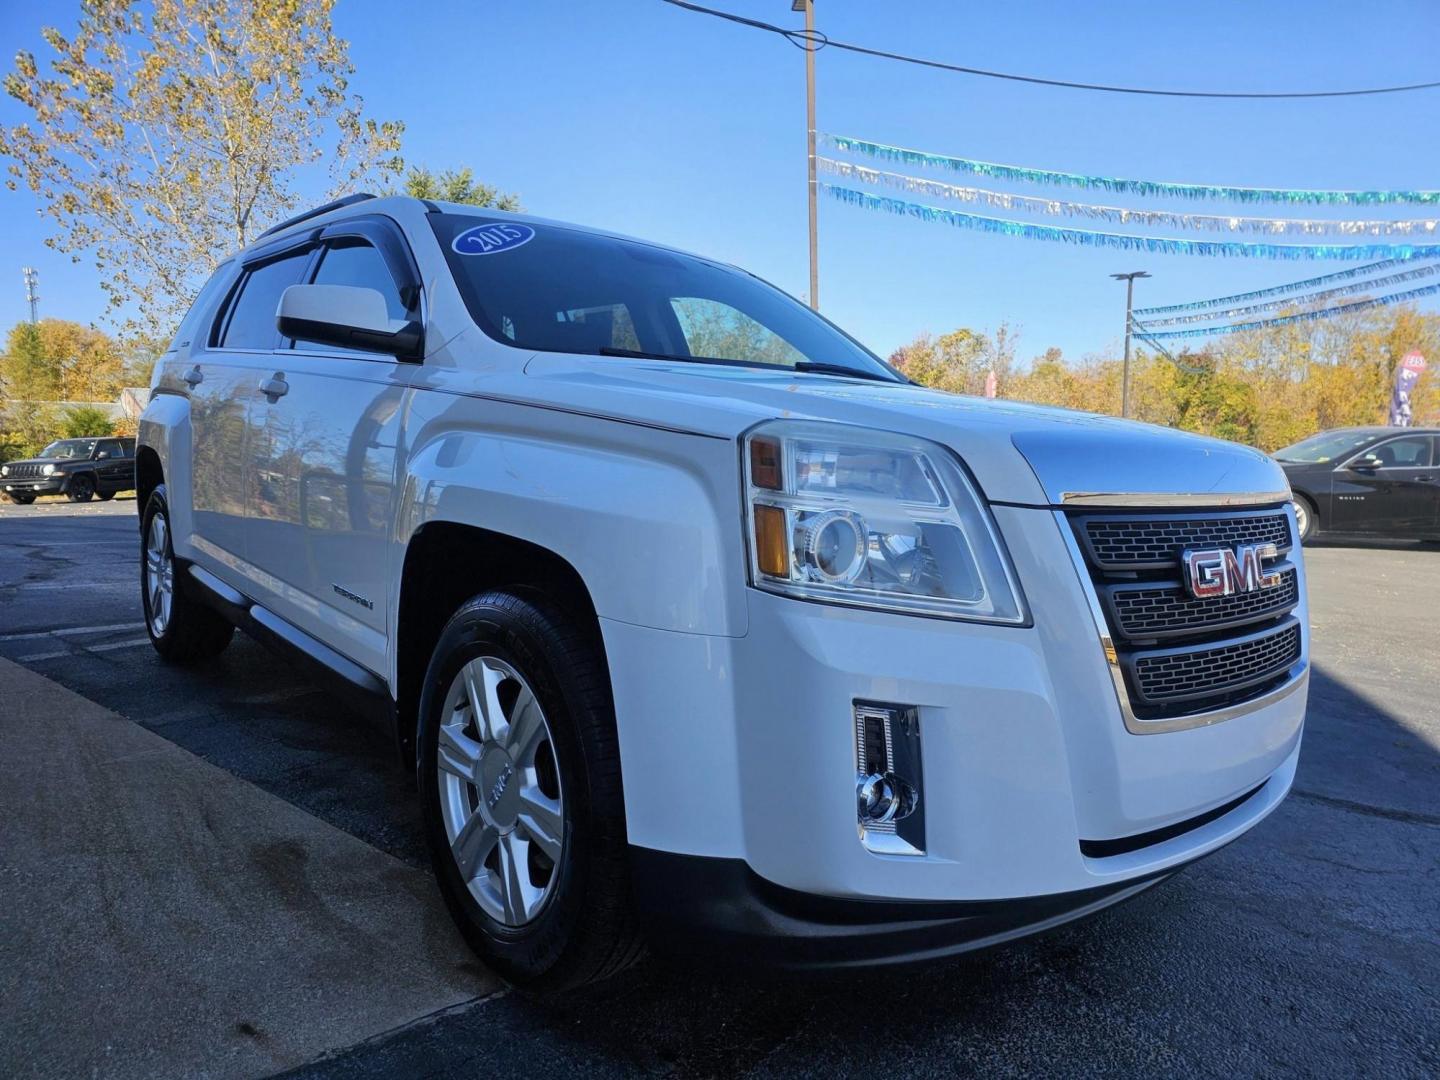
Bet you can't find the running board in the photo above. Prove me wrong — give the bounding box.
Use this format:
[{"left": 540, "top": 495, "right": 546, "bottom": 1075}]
[{"left": 184, "top": 563, "right": 393, "bottom": 727}]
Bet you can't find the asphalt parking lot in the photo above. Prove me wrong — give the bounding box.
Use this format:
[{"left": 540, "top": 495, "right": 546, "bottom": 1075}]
[{"left": 1, "top": 498, "right": 1436, "bottom": 1079}]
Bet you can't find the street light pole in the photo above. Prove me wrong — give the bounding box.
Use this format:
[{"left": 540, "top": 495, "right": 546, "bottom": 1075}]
[
  {"left": 794, "top": 0, "right": 819, "bottom": 310},
  {"left": 1111, "top": 270, "right": 1150, "bottom": 418}
]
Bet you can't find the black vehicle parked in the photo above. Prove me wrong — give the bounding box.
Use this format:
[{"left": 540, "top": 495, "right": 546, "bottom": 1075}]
[
  {"left": 1275, "top": 426, "right": 1440, "bottom": 543},
  {"left": 1, "top": 437, "right": 137, "bottom": 505}
]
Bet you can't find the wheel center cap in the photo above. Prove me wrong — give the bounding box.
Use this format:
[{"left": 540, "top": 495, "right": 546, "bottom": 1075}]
[{"left": 479, "top": 746, "right": 520, "bottom": 828}]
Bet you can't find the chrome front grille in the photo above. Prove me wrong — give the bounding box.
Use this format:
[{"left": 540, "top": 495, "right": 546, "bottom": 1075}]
[
  {"left": 1105, "top": 567, "right": 1299, "bottom": 640},
  {"left": 6, "top": 463, "right": 43, "bottom": 478},
  {"left": 1066, "top": 505, "right": 1304, "bottom": 724},
  {"left": 1081, "top": 511, "right": 1291, "bottom": 570},
  {"left": 1130, "top": 621, "right": 1302, "bottom": 705}
]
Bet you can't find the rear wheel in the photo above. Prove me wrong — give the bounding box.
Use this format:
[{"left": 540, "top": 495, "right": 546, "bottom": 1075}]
[
  {"left": 97, "top": 489, "right": 116, "bottom": 501},
  {"left": 1293, "top": 495, "right": 1317, "bottom": 543},
  {"left": 141, "top": 486, "right": 234, "bottom": 663},
  {"left": 418, "top": 590, "right": 643, "bottom": 991},
  {"left": 67, "top": 473, "right": 95, "bottom": 502}
]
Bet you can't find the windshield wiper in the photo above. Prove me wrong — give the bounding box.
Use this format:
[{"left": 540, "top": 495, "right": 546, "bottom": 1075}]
[
  {"left": 793, "top": 361, "right": 899, "bottom": 383},
  {"left": 598, "top": 346, "right": 899, "bottom": 383}
]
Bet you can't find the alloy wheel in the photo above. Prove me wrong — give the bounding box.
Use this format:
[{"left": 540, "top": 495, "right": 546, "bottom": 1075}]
[
  {"left": 144, "top": 513, "right": 175, "bottom": 636},
  {"left": 437, "top": 656, "right": 565, "bottom": 926}
]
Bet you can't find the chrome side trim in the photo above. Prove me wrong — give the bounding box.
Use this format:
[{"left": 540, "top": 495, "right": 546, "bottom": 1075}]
[
  {"left": 1060, "top": 490, "right": 1293, "bottom": 509},
  {"left": 1053, "top": 508, "right": 1309, "bottom": 735}
]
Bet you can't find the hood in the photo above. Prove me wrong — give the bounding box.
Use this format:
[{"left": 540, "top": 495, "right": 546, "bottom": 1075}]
[{"left": 521, "top": 354, "right": 1289, "bottom": 506}]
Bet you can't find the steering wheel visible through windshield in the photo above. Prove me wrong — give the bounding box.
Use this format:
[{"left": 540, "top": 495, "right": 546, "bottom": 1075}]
[{"left": 430, "top": 214, "right": 900, "bottom": 382}]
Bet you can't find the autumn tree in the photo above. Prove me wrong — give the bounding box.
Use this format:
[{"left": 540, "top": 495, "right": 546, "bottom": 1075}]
[
  {"left": 1, "top": 0, "right": 405, "bottom": 343},
  {"left": 1, "top": 319, "right": 127, "bottom": 402},
  {"left": 401, "top": 166, "right": 521, "bottom": 211}
]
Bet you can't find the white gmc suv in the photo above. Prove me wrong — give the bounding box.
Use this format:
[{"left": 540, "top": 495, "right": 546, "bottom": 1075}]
[{"left": 138, "top": 194, "right": 1308, "bottom": 989}]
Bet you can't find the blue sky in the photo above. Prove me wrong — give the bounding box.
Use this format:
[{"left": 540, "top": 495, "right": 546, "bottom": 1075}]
[{"left": 2, "top": 0, "right": 1438, "bottom": 362}]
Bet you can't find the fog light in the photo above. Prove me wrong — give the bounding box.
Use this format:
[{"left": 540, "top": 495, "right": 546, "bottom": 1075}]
[{"left": 854, "top": 702, "right": 925, "bottom": 856}]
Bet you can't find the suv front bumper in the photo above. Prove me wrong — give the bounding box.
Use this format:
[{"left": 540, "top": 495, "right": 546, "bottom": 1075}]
[
  {"left": 4, "top": 479, "right": 64, "bottom": 497},
  {"left": 603, "top": 505, "right": 1305, "bottom": 962}
]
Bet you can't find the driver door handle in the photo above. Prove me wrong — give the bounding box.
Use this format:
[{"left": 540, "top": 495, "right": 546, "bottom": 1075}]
[{"left": 259, "top": 373, "right": 289, "bottom": 401}]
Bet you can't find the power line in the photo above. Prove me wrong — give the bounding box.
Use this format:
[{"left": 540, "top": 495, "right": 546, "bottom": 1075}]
[{"left": 658, "top": 0, "right": 1440, "bottom": 99}]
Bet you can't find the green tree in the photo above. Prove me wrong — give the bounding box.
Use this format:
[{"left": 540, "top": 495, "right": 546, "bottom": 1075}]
[
  {"left": 401, "top": 166, "right": 521, "bottom": 210},
  {"left": 1, "top": 319, "right": 127, "bottom": 403},
  {"left": 1, "top": 0, "right": 405, "bottom": 342},
  {"left": 1, "top": 321, "right": 54, "bottom": 400},
  {"left": 59, "top": 405, "right": 115, "bottom": 438}
]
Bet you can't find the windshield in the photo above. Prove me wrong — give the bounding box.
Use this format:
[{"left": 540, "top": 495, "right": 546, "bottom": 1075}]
[
  {"left": 1274, "top": 430, "right": 1381, "bottom": 464},
  {"left": 431, "top": 215, "right": 899, "bottom": 381},
  {"left": 40, "top": 440, "right": 96, "bottom": 460}
]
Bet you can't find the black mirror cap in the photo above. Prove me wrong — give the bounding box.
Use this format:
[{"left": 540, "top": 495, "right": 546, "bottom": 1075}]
[{"left": 277, "top": 314, "right": 424, "bottom": 362}]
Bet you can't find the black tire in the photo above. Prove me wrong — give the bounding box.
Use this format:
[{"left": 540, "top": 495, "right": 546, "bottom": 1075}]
[
  {"left": 141, "top": 486, "right": 235, "bottom": 664},
  {"left": 417, "top": 590, "right": 643, "bottom": 991},
  {"left": 1293, "top": 494, "right": 1318, "bottom": 544},
  {"left": 97, "top": 489, "right": 116, "bottom": 501},
  {"left": 66, "top": 473, "right": 96, "bottom": 502},
  {"left": 7, "top": 493, "right": 35, "bottom": 505}
]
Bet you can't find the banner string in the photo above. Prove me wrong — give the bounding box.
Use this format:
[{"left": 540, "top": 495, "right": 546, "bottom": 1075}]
[
  {"left": 1136, "top": 263, "right": 1440, "bottom": 326},
  {"left": 1134, "top": 259, "right": 1417, "bottom": 314},
  {"left": 1134, "top": 283, "right": 1440, "bottom": 339},
  {"left": 819, "top": 158, "right": 1440, "bottom": 237},
  {"left": 823, "top": 184, "right": 1440, "bottom": 261},
  {"left": 824, "top": 134, "right": 1440, "bottom": 207}
]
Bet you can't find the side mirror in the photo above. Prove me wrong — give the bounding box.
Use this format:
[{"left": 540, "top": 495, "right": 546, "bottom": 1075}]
[
  {"left": 96, "top": 451, "right": 111, "bottom": 460},
  {"left": 1351, "top": 455, "right": 1382, "bottom": 473},
  {"left": 276, "top": 284, "right": 423, "bottom": 360}
]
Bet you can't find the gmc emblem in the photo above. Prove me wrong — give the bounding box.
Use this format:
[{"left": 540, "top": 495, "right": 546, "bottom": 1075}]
[{"left": 1182, "top": 542, "right": 1282, "bottom": 599}]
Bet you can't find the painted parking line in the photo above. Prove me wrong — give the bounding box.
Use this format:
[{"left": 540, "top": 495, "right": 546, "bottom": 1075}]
[
  {"left": 0, "top": 621, "right": 146, "bottom": 642},
  {"left": 84, "top": 638, "right": 153, "bottom": 654},
  {"left": 13, "top": 637, "right": 151, "bottom": 663}
]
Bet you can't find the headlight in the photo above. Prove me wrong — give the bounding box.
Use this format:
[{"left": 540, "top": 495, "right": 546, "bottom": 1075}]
[
  {"left": 42, "top": 464, "right": 57, "bottom": 476},
  {"left": 0, "top": 465, "right": 9, "bottom": 477},
  {"left": 743, "top": 420, "right": 1027, "bottom": 623}
]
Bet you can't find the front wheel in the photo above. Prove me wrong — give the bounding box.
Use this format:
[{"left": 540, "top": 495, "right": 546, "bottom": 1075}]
[
  {"left": 97, "top": 489, "right": 116, "bottom": 501},
  {"left": 417, "top": 591, "right": 643, "bottom": 991},
  {"left": 7, "top": 493, "right": 35, "bottom": 505},
  {"left": 66, "top": 473, "right": 95, "bottom": 502},
  {"left": 1293, "top": 496, "right": 1317, "bottom": 543},
  {"left": 141, "top": 486, "right": 235, "bottom": 663}
]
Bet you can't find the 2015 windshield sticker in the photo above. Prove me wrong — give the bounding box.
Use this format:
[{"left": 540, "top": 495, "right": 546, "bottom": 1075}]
[{"left": 452, "top": 223, "right": 536, "bottom": 256}]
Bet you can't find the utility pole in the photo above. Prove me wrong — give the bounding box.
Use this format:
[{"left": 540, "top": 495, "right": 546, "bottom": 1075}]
[
  {"left": 1111, "top": 270, "right": 1150, "bottom": 418},
  {"left": 793, "top": 0, "right": 819, "bottom": 310},
  {"left": 22, "top": 266, "right": 39, "bottom": 324}
]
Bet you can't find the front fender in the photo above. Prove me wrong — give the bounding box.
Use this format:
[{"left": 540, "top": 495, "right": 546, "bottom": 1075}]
[
  {"left": 138, "top": 391, "right": 196, "bottom": 556},
  {"left": 396, "top": 392, "right": 749, "bottom": 638}
]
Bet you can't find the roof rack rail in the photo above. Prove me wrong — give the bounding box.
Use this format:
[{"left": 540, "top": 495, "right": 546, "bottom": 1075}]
[{"left": 257, "top": 193, "right": 378, "bottom": 239}]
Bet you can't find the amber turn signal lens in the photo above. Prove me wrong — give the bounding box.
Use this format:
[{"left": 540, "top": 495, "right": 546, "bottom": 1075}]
[
  {"left": 753, "top": 504, "right": 789, "bottom": 577},
  {"left": 749, "top": 436, "right": 782, "bottom": 491}
]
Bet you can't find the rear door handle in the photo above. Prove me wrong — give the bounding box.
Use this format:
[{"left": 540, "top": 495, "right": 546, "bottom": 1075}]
[
  {"left": 182, "top": 366, "right": 203, "bottom": 388},
  {"left": 259, "top": 373, "right": 289, "bottom": 401}
]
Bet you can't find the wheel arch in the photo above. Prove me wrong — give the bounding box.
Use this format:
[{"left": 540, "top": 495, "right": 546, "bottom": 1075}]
[
  {"left": 135, "top": 445, "right": 164, "bottom": 516},
  {"left": 393, "top": 521, "right": 607, "bottom": 771}
]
